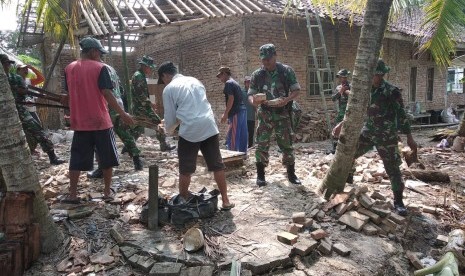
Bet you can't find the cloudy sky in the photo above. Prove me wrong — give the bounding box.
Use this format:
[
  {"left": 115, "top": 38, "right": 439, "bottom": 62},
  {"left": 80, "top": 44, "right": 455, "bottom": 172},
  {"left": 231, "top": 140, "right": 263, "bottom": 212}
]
[{"left": 0, "top": 1, "right": 18, "bottom": 31}]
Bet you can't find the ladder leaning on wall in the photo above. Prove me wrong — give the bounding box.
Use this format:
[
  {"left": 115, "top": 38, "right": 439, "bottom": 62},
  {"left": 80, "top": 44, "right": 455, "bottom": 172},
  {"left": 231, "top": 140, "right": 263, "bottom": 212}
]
[{"left": 303, "top": 3, "right": 336, "bottom": 147}]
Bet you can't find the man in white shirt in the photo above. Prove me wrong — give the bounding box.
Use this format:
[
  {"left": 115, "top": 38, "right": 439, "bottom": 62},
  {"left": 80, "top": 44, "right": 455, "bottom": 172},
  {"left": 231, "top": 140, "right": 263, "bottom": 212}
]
[{"left": 158, "top": 61, "right": 235, "bottom": 210}]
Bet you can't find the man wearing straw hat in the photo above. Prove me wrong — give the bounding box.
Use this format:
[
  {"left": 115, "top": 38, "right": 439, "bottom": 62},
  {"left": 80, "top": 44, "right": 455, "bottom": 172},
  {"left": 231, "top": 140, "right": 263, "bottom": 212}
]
[
  {"left": 1, "top": 53, "right": 64, "bottom": 165},
  {"left": 127, "top": 55, "right": 175, "bottom": 152}
]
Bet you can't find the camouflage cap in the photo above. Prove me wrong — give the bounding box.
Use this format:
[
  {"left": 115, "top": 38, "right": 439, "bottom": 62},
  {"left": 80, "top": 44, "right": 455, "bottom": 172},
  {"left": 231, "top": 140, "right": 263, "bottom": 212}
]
[
  {"left": 336, "top": 69, "right": 351, "bottom": 77},
  {"left": 216, "top": 66, "right": 231, "bottom": 77},
  {"left": 259, "top": 43, "right": 276, "bottom": 59},
  {"left": 79, "top": 37, "right": 108, "bottom": 54},
  {"left": 139, "top": 55, "right": 156, "bottom": 70},
  {"left": 0, "top": 54, "right": 15, "bottom": 64},
  {"left": 375, "top": 59, "right": 390, "bottom": 75}
]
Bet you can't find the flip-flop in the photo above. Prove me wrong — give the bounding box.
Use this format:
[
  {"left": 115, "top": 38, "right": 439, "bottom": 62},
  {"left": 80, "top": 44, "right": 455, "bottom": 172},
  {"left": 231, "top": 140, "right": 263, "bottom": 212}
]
[
  {"left": 103, "top": 188, "right": 116, "bottom": 203},
  {"left": 221, "top": 203, "right": 235, "bottom": 211}
]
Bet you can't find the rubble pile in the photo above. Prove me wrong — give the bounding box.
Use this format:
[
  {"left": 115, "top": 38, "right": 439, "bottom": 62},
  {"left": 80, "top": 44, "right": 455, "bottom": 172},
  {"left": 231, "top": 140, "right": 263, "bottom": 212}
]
[{"left": 294, "top": 111, "right": 336, "bottom": 142}]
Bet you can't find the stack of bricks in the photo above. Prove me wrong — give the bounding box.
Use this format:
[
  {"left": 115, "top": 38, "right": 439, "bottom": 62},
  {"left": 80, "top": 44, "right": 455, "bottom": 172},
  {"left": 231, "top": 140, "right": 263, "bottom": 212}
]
[
  {"left": 276, "top": 211, "right": 351, "bottom": 257},
  {"left": 0, "top": 192, "right": 41, "bottom": 276},
  {"left": 324, "top": 186, "right": 406, "bottom": 236},
  {"left": 294, "top": 111, "right": 337, "bottom": 143}
]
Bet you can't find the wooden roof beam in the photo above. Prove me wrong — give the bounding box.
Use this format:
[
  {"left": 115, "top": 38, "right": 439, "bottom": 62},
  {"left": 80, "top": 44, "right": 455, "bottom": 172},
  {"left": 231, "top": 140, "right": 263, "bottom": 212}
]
[
  {"left": 214, "top": 0, "right": 236, "bottom": 16},
  {"left": 242, "top": 0, "right": 262, "bottom": 12},
  {"left": 107, "top": 0, "right": 129, "bottom": 30},
  {"left": 204, "top": 0, "right": 226, "bottom": 17},
  {"left": 79, "top": 1, "right": 99, "bottom": 35},
  {"left": 147, "top": 0, "right": 171, "bottom": 23},
  {"left": 176, "top": 0, "right": 195, "bottom": 15},
  {"left": 100, "top": 3, "right": 118, "bottom": 34},
  {"left": 135, "top": 0, "right": 162, "bottom": 25},
  {"left": 84, "top": 0, "right": 105, "bottom": 35},
  {"left": 223, "top": 0, "right": 244, "bottom": 15},
  {"left": 122, "top": 0, "right": 146, "bottom": 28},
  {"left": 165, "top": 0, "right": 186, "bottom": 17},
  {"left": 194, "top": 0, "right": 216, "bottom": 17},
  {"left": 89, "top": 1, "right": 110, "bottom": 35},
  {"left": 187, "top": 0, "right": 211, "bottom": 18},
  {"left": 232, "top": 0, "right": 253, "bottom": 14}
]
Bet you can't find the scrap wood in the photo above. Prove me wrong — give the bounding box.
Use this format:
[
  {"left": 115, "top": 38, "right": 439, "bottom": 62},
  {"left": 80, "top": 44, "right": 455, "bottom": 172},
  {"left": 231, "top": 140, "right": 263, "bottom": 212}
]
[{"left": 403, "top": 169, "right": 451, "bottom": 183}]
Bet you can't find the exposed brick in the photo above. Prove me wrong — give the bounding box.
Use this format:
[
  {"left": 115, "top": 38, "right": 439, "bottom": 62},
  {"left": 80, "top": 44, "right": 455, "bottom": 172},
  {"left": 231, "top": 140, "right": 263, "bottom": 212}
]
[
  {"left": 302, "top": 218, "right": 313, "bottom": 228},
  {"left": 362, "top": 223, "right": 379, "bottom": 236},
  {"left": 310, "top": 229, "right": 327, "bottom": 240},
  {"left": 389, "top": 212, "right": 406, "bottom": 224},
  {"left": 286, "top": 223, "right": 302, "bottom": 235},
  {"left": 335, "top": 203, "right": 349, "bottom": 216},
  {"left": 371, "top": 207, "right": 391, "bottom": 218},
  {"left": 358, "top": 193, "right": 374, "bottom": 209},
  {"left": 277, "top": 232, "right": 298, "bottom": 245},
  {"left": 293, "top": 238, "right": 318, "bottom": 256},
  {"left": 370, "top": 191, "right": 387, "bottom": 201},
  {"left": 405, "top": 251, "right": 424, "bottom": 270},
  {"left": 338, "top": 213, "right": 367, "bottom": 231},
  {"left": 317, "top": 241, "right": 332, "bottom": 255},
  {"left": 291, "top": 212, "right": 306, "bottom": 223},
  {"left": 357, "top": 208, "right": 381, "bottom": 224}
]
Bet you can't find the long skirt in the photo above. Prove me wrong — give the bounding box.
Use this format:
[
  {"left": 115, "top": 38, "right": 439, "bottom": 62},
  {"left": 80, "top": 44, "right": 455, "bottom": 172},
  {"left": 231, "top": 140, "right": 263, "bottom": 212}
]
[{"left": 226, "top": 107, "right": 248, "bottom": 153}]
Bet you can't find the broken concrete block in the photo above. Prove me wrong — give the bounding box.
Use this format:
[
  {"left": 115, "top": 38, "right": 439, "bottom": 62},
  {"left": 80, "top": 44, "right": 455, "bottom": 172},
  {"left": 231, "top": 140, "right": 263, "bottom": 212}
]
[
  {"left": 310, "top": 229, "right": 327, "bottom": 240},
  {"left": 358, "top": 193, "right": 374, "bottom": 209},
  {"left": 338, "top": 213, "right": 367, "bottom": 231},
  {"left": 292, "top": 212, "right": 306, "bottom": 223},
  {"left": 333, "top": 243, "right": 351, "bottom": 256},
  {"left": 317, "top": 241, "right": 332, "bottom": 255},
  {"left": 150, "top": 262, "right": 183, "bottom": 276},
  {"left": 293, "top": 238, "right": 318, "bottom": 256},
  {"left": 380, "top": 219, "right": 397, "bottom": 233},
  {"left": 362, "top": 223, "right": 378, "bottom": 236},
  {"left": 357, "top": 208, "right": 381, "bottom": 224},
  {"left": 128, "top": 254, "right": 141, "bottom": 267},
  {"left": 242, "top": 256, "right": 291, "bottom": 275},
  {"left": 345, "top": 201, "right": 355, "bottom": 212},
  {"left": 405, "top": 251, "right": 424, "bottom": 270},
  {"left": 368, "top": 222, "right": 387, "bottom": 236},
  {"left": 371, "top": 207, "right": 391, "bottom": 218},
  {"left": 120, "top": 246, "right": 139, "bottom": 260},
  {"left": 389, "top": 212, "right": 406, "bottom": 225},
  {"left": 277, "top": 232, "right": 298, "bottom": 245},
  {"left": 370, "top": 191, "right": 386, "bottom": 201},
  {"left": 136, "top": 256, "right": 155, "bottom": 272},
  {"left": 302, "top": 218, "right": 313, "bottom": 228}
]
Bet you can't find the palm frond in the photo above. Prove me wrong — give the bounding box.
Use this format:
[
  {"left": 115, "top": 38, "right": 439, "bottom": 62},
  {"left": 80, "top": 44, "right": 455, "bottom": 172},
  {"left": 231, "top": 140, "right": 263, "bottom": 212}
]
[{"left": 417, "top": 0, "right": 465, "bottom": 66}]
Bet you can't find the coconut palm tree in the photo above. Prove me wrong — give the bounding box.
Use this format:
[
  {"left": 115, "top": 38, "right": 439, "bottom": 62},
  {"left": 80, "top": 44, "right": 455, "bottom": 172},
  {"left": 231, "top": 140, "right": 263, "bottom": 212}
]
[
  {"left": 286, "top": 0, "right": 465, "bottom": 198},
  {"left": 0, "top": 63, "right": 64, "bottom": 253}
]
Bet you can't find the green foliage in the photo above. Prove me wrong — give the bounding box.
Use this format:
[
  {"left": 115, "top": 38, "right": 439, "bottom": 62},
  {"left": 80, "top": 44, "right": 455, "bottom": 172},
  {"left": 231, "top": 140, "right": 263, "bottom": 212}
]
[
  {"left": 418, "top": 0, "right": 465, "bottom": 67},
  {"left": 17, "top": 54, "right": 41, "bottom": 67}
]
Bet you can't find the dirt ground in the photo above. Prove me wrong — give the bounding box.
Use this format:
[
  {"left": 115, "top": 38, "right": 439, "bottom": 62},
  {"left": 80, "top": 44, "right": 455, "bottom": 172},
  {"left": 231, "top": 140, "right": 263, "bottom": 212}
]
[{"left": 24, "top": 127, "right": 465, "bottom": 275}]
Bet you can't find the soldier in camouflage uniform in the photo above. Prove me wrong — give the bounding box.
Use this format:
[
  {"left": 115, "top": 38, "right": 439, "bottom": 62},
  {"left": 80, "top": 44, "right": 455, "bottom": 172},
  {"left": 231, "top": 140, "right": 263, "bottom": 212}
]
[
  {"left": 1, "top": 54, "right": 64, "bottom": 165},
  {"left": 88, "top": 64, "right": 143, "bottom": 178},
  {"left": 331, "top": 69, "right": 351, "bottom": 152},
  {"left": 353, "top": 59, "right": 417, "bottom": 216},
  {"left": 128, "top": 56, "right": 174, "bottom": 152},
  {"left": 247, "top": 44, "right": 301, "bottom": 186}
]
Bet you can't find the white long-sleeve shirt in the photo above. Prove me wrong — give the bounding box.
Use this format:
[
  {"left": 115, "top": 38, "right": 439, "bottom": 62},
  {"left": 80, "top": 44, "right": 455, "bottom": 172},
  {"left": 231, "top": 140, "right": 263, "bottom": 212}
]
[{"left": 163, "top": 74, "right": 219, "bottom": 142}]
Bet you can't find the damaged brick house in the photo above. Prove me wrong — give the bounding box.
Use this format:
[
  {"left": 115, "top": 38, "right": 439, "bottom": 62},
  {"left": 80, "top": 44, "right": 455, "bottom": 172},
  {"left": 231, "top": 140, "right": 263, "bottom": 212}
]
[{"left": 18, "top": 0, "right": 465, "bottom": 137}]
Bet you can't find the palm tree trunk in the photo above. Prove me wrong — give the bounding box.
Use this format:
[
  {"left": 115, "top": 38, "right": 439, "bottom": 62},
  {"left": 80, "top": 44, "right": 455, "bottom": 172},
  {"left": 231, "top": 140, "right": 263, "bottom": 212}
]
[
  {"left": 0, "top": 68, "right": 64, "bottom": 253},
  {"left": 318, "top": 0, "right": 393, "bottom": 198}
]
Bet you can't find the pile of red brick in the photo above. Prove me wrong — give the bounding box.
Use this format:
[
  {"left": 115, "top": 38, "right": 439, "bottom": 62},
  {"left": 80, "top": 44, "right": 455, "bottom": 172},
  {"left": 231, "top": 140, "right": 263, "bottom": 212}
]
[
  {"left": 0, "top": 192, "right": 40, "bottom": 276},
  {"left": 276, "top": 185, "right": 406, "bottom": 257}
]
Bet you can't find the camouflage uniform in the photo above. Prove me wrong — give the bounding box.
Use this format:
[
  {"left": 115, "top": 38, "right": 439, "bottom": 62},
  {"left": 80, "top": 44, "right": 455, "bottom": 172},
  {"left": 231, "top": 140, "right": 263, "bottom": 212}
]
[
  {"left": 332, "top": 82, "right": 351, "bottom": 124},
  {"left": 353, "top": 79, "right": 410, "bottom": 192},
  {"left": 106, "top": 65, "right": 141, "bottom": 157},
  {"left": 8, "top": 73, "right": 54, "bottom": 153},
  {"left": 248, "top": 63, "right": 301, "bottom": 166},
  {"left": 130, "top": 69, "right": 169, "bottom": 148}
]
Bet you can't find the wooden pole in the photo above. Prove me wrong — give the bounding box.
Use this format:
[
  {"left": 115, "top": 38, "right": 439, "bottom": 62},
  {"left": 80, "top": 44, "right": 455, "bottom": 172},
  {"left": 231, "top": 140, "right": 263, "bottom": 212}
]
[
  {"left": 148, "top": 165, "right": 159, "bottom": 230},
  {"left": 119, "top": 18, "right": 132, "bottom": 114}
]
